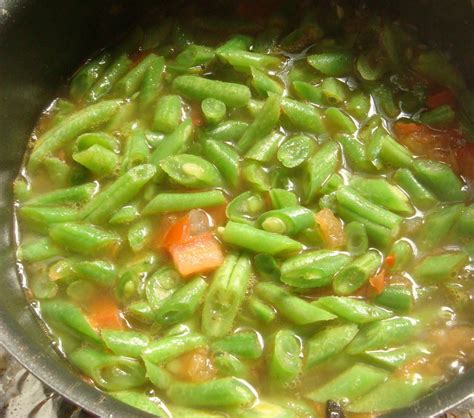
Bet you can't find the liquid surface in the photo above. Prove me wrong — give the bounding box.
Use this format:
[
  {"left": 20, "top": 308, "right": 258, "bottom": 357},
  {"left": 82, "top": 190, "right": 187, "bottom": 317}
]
[{"left": 14, "top": 2, "right": 474, "bottom": 417}]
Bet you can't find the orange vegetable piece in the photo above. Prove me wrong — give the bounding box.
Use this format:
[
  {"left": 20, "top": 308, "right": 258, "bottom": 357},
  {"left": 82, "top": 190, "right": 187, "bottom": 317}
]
[
  {"left": 426, "top": 89, "right": 455, "bottom": 109},
  {"left": 88, "top": 294, "right": 123, "bottom": 330},
  {"left": 169, "top": 232, "right": 224, "bottom": 277},
  {"left": 190, "top": 102, "right": 204, "bottom": 127},
  {"left": 455, "top": 143, "right": 474, "bottom": 179},
  {"left": 314, "top": 208, "right": 345, "bottom": 249},
  {"left": 369, "top": 268, "right": 386, "bottom": 295},
  {"left": 384, "top": 254, "right": 396, "bottom": 268},
  {"left": 163, "top": 214, "right": 192, "bottom": 249},
  {"left": 169, "top": 348, "right": 216, "bottom": 382}
]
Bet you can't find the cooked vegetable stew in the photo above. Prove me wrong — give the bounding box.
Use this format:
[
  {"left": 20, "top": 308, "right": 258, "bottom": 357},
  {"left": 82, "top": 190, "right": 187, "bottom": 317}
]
[{"left": 14, "top": 2, "right": 474, "bottom": 417}]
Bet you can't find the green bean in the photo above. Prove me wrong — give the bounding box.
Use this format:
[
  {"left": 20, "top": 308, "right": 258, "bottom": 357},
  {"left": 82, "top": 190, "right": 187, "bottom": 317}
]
[
  {"left": 420, "top": 104, "right": 456, "bottom": 128},
  {"left": 211, "top": 331, "right": 263, "bottom": 359},
  {"left": 346, "top": 316, "right": 418, "bottom": 354},
  {"left": 350, "top": 176, "right": 413, "bottom": 216},
  {"left": 370, "top": 133, "right": 413, "bottom": 169},
  {"left": 167, "top": 377, "right": 256, "bottom": 408},
  {"left": 375, "top": 285, "right": 413, "bottom": 313},
  {"left": 49, "top": 222, "right": 121, "bottom": 255},
  {"left": 336, "top": 186, "right": 402, "bottom": 230},
  {"left": 320, "top": 173, "right": 344, "bottom": 195},
  {"left": 75, "top": 132, "right": 120, "bottom": 153},
  {"left": 145, "top": 266, "right": 181, "bottom": 311},
  {"left": 413, "top": 159, "right": 466, "bottom": 202},
  {"left": 305, "top": 323, "right": 359, "bottom": 369},
  {"left": 306, "top": 363, "right": 389, "bottom": 403},
  {"left": 142, "top": 333, "right": 207, "bottom": 365},
  {"left": 268, "top": 329, "right": 302, "bottom": 388},
  {"left": 109, "top": 202, "right": 140, "bottom": 225},
  {"left": 246, "top": 131, "right": 283, "bottom": 162},
  {"left": 17, "top": 238, "right": 62, "bottom": 262},
  {"left": 216, "top": 35, "right": 253, "bottom": 53},
  {"left": 125, "top": 301, "right": 156, "bottom": 324},
  {"left": 281, "top": 97, "right": 324, "bottom": 135},
  {"left": 254, "top": 253, "right": 280, "bottom": 280},
  {"left": 255, "top": 282, "right": 336, "bottom": 325},
  {"left": 320, "top": 77, "right": 348, "bottom": 105},
  {"left": 292, "top": 80, "right": 324, "bottom": 105},
  {"left": 143, "top": 358, "right": 173, "bottom": 390},
  {"left": 111, "top": 390, "right": 169, "bottom": 416},
  {"left": 277, "top": 135, "right": 315, "bottom": 168},
  {"left": 69, "top": 347, "right": 146, "bottom": 391},
  {"left": 238, "top": 94, "right": 281, "bottom": 151},
  {"left": 74, "top": 260, "right": 116, "bottom": 287},
  {"left": 160, "top": 153, "right": 224, "bottom": 188},
  {"left": 280, "top": 23, "right": 323, "bottom": 53},
  {"left": 317, "top": 296, "right": 392, "bottom": 324},
  {"left": 413, "top": 252, "right": 468, "bottom": 283},
  {"left": 86, "top": 54, "right": 132, "bottom": 102},
  {"left": 347, "top": 375, "right": 441, "bottom": 413},
  {"left": 150, "top": 120, "right": 194, "bottom": 179},
  {"left": 271, "top": 397, "right": 317, "bottom": 418},
  {"left": 203, "top": 140, "right": 239, "bottom": 187},
  {"left": 105, "top": 101, "right": 137, "bottom": 133},
  {"left": 66, "top": 279, "right": 96, "bottom": 303},
  {"left": 202, "top": 254, "right": 251, "bottom": 337},
  {"left": 393, "top": 168, "right": 438, "bottom": 210},
  {"left": 41, "top": 300, "right": 100, "bottom": 343},
  {"left": 218, "top": 49, "right": 280, "bottom": 71},
  {"left": 153, "top": 95, "right": 183, "bottom": 133},
  {"left": 345, "top": 221, "right": 369, "bottom": 256},
  {"left": 269, "top": 188, "right": 298, "bottom": 209},
  {"left": 155, "top": 276, "right": 208, "bottom": 325},
  {"left": 456, "top": 205, "right": 474, "bottom": 238},
  {"left": 336, "top": 134, "right": 373, "bottom": 172},
  {"left": 31, "top": 276, "right": 59, "bottom": 299},
  {"left": 121, "top": 129, "right": 150, "bottom": 173},
  {"left": 115, "top": 53, "right": 160, "bottom": 97},
  {"left": 19, "top": 206, "right": 79, "bottom": 232},
  {"left": 28, "top": 100, "right": 121, "bottom": 171},
  {"left": 220, "top": 221, "right": 303, "bottom": 255},
  {"left": 73, "top": 144, "right": 118, "bottom": 177},
  {"left": 417, "top": 204, "right": 463, "bottom": 251},
  {"left": 357, "top": 52, "right": 387, "bottom": 81},
  {"left": 144, "top": 190, "right": 226, "bottom": 215},
  {"left": 205, "top": 120, "right": 248, "bottom": 142},
  {"left": 102, "top": 330, "right": 150, "bottom": 358},
  {"left": 82, "top": 164, "right": 156, "bottom": 224},
  {"left": 413, "top": 50, "right": 465, "bottom": 92},
  {"left": 307, "top": 51, "right": 354, "bottom": 76},
  {"left": 251, "top": 67, "right": 284, "bottom": 96},
  {"left": 173, "top": 75, "right": 251, "bottom": 107},
  {"left": 281, "top": 250, "right": 351, "bottom": 288},
  {"left": 247, "top": 296, "right": 276, "bottom": 324},
  {"left": 226, "top": 191, "right": 265, "bottom": 224},
  {"left": 336, "top": 204, "right": 395, "bottom": 248},
  {"left": 139, "top": 55, "right": 165, "bottom": 112},
  {"left": 242, "top": 161, "right": 271, "bottom": 191},
  {"left": 201, "top": 98, "right": 226, "bottom": 125},
  {"left": 70, "top": 51, "right": 112, "bottom": 100},
  {"left": 362, "top": 343, "right": 432, "bottom": 370},
  {"left": 388, "top": 239, "right": 413, "bottom": 272},
  {"left": 176, "top": 45, "right": 215, "bottom": 67},
  {"left": 346, "top": 91, "right": 371, "bottom": 120},
  {"left": 258, "top": 206, "right": 314, "bottom": 236},
  {"left": 254, "top": 26, "right": 283, "bottom": 53},
  {"left": 305, "top": 141, "right": 340, "bottom": 202},
  {"left": 371, "top": 84, "right": 399, "bottom": 118},
  {"left": 214, "top": 352, "right": 251, "bottom": 380},
  {"left": 325, "top": 107, "right": 357, "bottom": 134},
  {"left": 333, "top": 250, "right": 382, "bottom": 295},
  {"left": 127, "top": 218, "right": 153, "bottom": 253}
]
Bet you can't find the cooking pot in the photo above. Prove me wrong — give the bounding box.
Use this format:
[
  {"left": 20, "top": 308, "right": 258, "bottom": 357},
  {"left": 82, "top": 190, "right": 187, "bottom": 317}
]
[{"left": 0, "top": 1, "right": 473, "bottom": 416}]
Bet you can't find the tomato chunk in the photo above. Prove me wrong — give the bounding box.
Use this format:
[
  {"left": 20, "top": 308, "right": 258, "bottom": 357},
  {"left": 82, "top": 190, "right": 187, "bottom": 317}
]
[
  {"left": 369, "top": 268, "right": 386, "bottom": 295},
  {"left": 88, "top": 294, "right": 123, "bottom": 330},
  {"left": 315, "top": 208, "right": 345, "bottom": 249},
  {"left": 169, "top": 232, "right": 224, "bottom": 276},
  {"left": 426, "top": 89, "right": 456, "bottom": 109}
]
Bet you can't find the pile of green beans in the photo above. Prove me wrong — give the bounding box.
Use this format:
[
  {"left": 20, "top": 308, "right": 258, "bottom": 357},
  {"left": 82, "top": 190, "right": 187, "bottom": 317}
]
[{"left": 14, "top": 2, "right": 474, "bottom": 417}]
